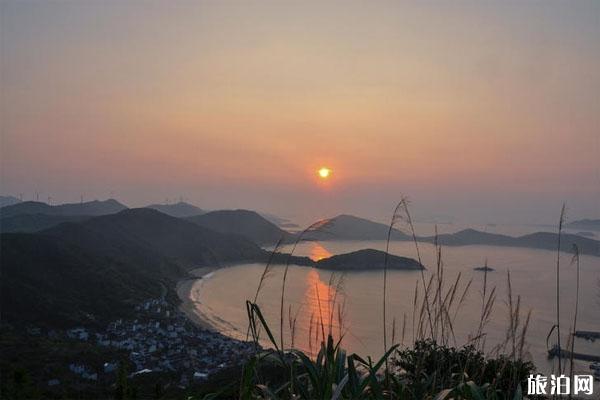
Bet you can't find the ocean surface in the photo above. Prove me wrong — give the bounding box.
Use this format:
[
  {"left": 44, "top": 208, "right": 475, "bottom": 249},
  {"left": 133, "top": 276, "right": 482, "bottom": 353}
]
[{"left": 189, "top": 224, "right": 600, "bottom": 382}]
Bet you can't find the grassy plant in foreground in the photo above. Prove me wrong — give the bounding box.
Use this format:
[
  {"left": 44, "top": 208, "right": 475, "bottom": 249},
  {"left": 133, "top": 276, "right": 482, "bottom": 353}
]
[
  {"left": 568, "top": 244, "right": 580, "bottom": 395},
  {"left": 382, "top": 202, "right": 404, "bottom": 359},
  {"left": 241, "top": 300, "right": 533, "bottom": 400},
  {"left": 555, "top": 204, "right": 566, "bottom": 374},
  {"left": 279, "top": 220, "right": 332, "bottom": 351}
]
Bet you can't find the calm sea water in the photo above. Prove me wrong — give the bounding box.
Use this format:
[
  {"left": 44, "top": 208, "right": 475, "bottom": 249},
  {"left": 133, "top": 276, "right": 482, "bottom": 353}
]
[{"left": 190, "top": 233, "right": 600, "bottom": 380}]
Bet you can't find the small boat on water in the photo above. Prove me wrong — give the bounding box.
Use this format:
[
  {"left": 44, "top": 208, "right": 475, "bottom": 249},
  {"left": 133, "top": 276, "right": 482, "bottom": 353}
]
[
  {"left": 588, "top": 363, "right": 600, "bottom": 381},
  {"left": 575, "top": 330, "right": 600, "bottom": 342},
  {"left": 548, "top": 345, "right": 600, "bottom": 362}
]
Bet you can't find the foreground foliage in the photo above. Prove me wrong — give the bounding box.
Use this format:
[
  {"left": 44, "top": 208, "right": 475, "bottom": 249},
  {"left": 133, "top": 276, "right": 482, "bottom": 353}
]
[{"left": 197, "top": 302, "right": 534, "bottom": 400}]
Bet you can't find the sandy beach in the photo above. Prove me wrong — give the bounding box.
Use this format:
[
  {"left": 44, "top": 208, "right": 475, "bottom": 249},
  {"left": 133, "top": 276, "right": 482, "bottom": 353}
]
[{"left": 176, "top": 266, "right": 219, "bottom": 330}]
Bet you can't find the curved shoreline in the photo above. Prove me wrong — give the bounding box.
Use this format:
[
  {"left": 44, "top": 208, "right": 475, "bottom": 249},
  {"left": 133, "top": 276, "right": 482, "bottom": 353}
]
[
  {"left": 176, "top": 266, "right": 219, "bottom": 331},
  {"left": 175, "top": 248, "right": 425, "bottom": 334}
]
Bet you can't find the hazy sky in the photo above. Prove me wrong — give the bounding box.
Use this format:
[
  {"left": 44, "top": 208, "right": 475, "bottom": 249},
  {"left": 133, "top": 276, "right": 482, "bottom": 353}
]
[{"left": 1, "top": 1, "right": 599, "bottom": 225}]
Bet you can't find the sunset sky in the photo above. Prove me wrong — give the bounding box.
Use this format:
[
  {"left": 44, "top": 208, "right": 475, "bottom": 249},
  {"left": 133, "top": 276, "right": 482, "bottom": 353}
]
[{"left": 1, "top": 1, "right": 599, "bottom": 225}]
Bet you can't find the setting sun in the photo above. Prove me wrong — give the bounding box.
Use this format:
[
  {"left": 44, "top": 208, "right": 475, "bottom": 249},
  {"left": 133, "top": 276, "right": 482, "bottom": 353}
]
[{"left": 318, "top": 167, "right": 331, "bottom": 179}]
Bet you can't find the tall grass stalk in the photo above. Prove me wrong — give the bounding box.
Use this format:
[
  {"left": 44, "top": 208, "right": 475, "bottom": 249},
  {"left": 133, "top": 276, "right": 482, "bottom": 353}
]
[
  {"left": 288, "top": 304, "right": 302, "bottom": 349},
  {"left": 253, "top": 238, "right": 283, "bottom": 305},
  {"left": 315, "top": 282, "right": 326, "bottom": 344},
  {"left": 383, "top": 202, "right": 403, "bottom": 358},
  {"left": 412, "top": 279, "right": 419, "bottom": 344},
  {"left": 399, "top": 198, "right": 434, "bottom": 337},
  {"left": 433, "top": 225, "right": 443, "bottom": 340},
  {"left": 246, "top": 238, "right": 284, "bottom": 341},
  {"left": 555, "top": 203, "right": 566, "bottom": 374},
  {"left": 401, "top": 313, "right": 407, "bottom": 347},
  {"left": 279, "top": 220, "right": 331, "bottom": 350},
  {"left": 327, "top": 272, "right": 345, "bottom": 339},
  {"left": 568, "top": 244, "right": 580, "bottom": 390},
  {"left": 473, "top": 261, "right": 496, "bottom": 352}
]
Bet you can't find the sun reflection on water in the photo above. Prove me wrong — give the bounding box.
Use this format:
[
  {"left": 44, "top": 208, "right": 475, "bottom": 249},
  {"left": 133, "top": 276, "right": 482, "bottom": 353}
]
[{"left": 301, "top": 269, "right": 346, "bottom": 356}]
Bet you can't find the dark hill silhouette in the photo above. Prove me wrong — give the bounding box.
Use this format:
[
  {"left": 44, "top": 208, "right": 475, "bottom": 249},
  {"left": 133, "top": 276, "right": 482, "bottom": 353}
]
[
  {"left": 315, "top": 249, "right": 423, "bottom": 271},
  {"left": 424, "top": 229, "right": 515, "bottom": 246},
  {"left": 44, "top": 208, "right": 267, "bottom": 267},
  {"left": 0, "top": 199, "right": 127, "bottom": 218},
  {"left": 1, "top": 233, "right": 172, "bottom": 328},
  {"left": 303, "top": 214, "right": 410, "bottom": 241},
  {"left": 0, "top": 213, "right": 91, "bottom": 233},
  {"left": 2, "top": 209, "right": 312, "bottom": 329},
  {"left": 260, "top": 212, "right": 300, "bottom": 229},
  {"left": 518, "top": 232, "right": 599, "bottom": 255},
  {"left": 145, "top": 201, "right": 205, "bottom": 218},
  {"left": 0, "top": 195, "right": 21, "bottom": 207},
  {"left": 186, "top": 209, "right": 294, "bottom": 245}
]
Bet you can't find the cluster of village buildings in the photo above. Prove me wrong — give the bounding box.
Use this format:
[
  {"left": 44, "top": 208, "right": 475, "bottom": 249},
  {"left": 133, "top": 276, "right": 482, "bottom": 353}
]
[{"left": 50, "top": 297, "right": 257, "bottom": 388}]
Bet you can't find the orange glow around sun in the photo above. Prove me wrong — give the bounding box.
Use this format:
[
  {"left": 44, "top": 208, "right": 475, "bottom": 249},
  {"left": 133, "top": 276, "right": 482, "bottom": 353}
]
[{"left": 318, "top": 167, "right": 331, "bottom": 179}]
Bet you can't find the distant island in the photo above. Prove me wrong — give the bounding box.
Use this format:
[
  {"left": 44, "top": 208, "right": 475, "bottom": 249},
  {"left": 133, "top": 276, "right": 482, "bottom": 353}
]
[
  {"left": 575, "top": 231, "right": 595, "bottom": 238},
  {"left": 315, "top": 249, "right": 424, "bottom": 271},
  {"left": 303, "top": 214, "right": 410, "bottom": 241},
  {"left": 422, "top": 228, "right": 600, "bottom": 257},
  {"left": 566, "top": 219, "right": 600, "bottom": 231},
  {"left": 474, "top": 266, "right": 495, "bottom": 272},
  {"left": 301, "top": 214, "right": 600, "bottom": 257}
]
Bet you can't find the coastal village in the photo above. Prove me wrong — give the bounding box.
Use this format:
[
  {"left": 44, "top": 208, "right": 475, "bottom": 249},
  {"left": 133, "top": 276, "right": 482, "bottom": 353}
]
[{"left": 39, "top": 297, "right": 257, "bottom": 392}]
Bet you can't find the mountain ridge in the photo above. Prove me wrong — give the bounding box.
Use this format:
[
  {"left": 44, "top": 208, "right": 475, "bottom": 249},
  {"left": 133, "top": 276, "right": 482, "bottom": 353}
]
[
  {"left": 145, "top": 201, "right": 205, "bottom": 218},
  {"left": 0, "top": 195, "right": 21, "bottom": 207},
  {"left": 187, "top": 209, "right": 294, "bottom": 245},
  {"left": 303, "top": 214, "right": 410, "bottom": 241},
  {"left": 1, "top": 208, "right": 311, "bottom": 330},
  {"left": 0, "top": 199, "right": 127, "bottom": 218},
  {"left": 43, "top": 208, "right": 265, "bottom": 268},
  {"left": 0, "top": 213, "right": 91, "bottom": 233}
]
